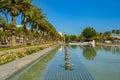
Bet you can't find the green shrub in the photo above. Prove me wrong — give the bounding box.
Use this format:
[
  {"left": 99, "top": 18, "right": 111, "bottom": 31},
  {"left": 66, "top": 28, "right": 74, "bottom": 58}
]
[
  {"left": 17, "top": 52, "right": 25, "bottom": 58},
  {"left": 0, "top": 43, "right": 53, "bottom": 65},
  {"left": 26, "top": 50, "right": 33, "bottom": 55},
  {"left": 0, "top": 55, "right": 15, "bottom": 65}
]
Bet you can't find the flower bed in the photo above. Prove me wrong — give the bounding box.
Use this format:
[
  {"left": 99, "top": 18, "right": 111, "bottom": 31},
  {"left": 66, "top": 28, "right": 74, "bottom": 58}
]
[{"left": 0, "top": 44, "right": 53, "bottom": 65}]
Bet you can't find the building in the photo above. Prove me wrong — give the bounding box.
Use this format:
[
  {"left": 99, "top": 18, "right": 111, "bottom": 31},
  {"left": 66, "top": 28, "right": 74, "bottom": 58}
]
[{"left": 58, "top": 32, "right": 64, "bottom": 37}]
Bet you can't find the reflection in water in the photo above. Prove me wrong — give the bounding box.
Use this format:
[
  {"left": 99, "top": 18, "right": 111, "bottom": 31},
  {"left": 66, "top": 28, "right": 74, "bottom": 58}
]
[
  {"left": 64, "top": 45, "right": 69, "bottom": 58},
  {"left": 64, "top": 45, "right": 68, "bottom": 54},
  {"left": 79, "top": 45, "right": 120, "bottom": 60},
  {"left": 80, "top": 45, "right": 97, "bottom": 60},
  {"left": 65, "top": 61, "right": 74, "bottom": 70},
  {"left": 64, "top": 45, "right": 74, "bottom": 70},
  {"left": 64, "top": 46, "right": 70, "bottom": 61},
  {"left": 114, "top": 46, "right": 120, "bottom": 54},
  {"left": 8, "top": 47, "right": 60, "bottom": 80},
  {"left": 65, "top": 54, "right": 70, "bottom": 60},
  {"left": 77, "top": 45, "right": 120, "bottom": 80},
  {"left": 95, "top": 45, "right": 120, "bottom": 54},
  {"left": 65, "top": 50, "right": 69, "bottom": 55},
  {"left": 70, "top": 45, "right": 77, "bottom": 49},
  {"left": 103, "top": 46, "right": 112, "bottom": 52}
]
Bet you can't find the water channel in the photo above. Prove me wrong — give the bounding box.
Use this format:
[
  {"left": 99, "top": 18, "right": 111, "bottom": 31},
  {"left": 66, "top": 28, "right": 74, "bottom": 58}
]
[{"left": 8, "top": 45, "right": 120, "bottom": 80}]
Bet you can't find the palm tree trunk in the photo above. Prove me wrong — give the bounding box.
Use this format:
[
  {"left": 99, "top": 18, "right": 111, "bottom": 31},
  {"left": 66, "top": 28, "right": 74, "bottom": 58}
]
[
  {"left": 23, "top": 16, "right": 27, "bottom": 46},
  {"left": 30, "top": 32, "right": 34, "bottom": 45},
  {"left": 46, "top": 31, "right": 49, "bottom": 43},
  {"left": 49, "top": 33, "right": 52, "bottom": 43},
  {"left": 11, "top": 16, "right": 16, "bottom": 46},
  {"left": 39, "top": 30, "right": 42, "bottom": 44},
  {"left": 41, "top": 30, "right": 44, "bottom": 44},
  {"left": 30, "top": 24, "right": 34, "bottom": 45},
  {"left": 36, "top": 24, "right": 39, "bottom": 44}
]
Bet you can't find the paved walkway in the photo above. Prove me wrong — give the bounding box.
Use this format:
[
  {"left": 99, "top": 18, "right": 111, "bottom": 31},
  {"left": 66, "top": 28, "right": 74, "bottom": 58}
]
[{"left": 0, "top": 45, "right": 58, "bottom": 80}]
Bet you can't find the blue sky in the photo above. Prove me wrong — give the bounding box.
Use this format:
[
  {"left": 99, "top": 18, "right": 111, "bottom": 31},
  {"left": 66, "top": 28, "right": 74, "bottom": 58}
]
[{"left": 18, "top": 0, "right": 120, "bottom": 35}]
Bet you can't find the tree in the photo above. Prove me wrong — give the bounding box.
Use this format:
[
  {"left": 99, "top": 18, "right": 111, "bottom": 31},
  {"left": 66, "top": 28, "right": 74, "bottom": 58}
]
[
  {"left": 103, "top": 31, "right": 111, "bottom": 40},
  {"left": 70, "top": 35, "right": 77, "bottom": 41},
  {"left": 42, "top": 20, "right": 51, "bottom": 43},
  {"left": 0, "top": 0, "right": 21, "bottom": 46},
  {"left": 112, "top": 29, "right": 116, "bottom": 36},
  {"left": 0, "top": 16, "right": 11, "bottom": 44},
  {"left": 64, "top": 34, "right": 70, "bottom": 43},
  {"left": 0, "top": 0, "right": 61, "bottom": 46},
  {"left": 20, "top": 0, "right": 35, "bottom": 46},
  {"left": 82, "top": 27, "right": 97, "bottom": 40},
  {"left": 34, "top": 9, "right": 46, "bottom": 44},
  {"left": 16, "top": 26, "right": 24, "bottom": 44},
  {"left": 78, "top": 34, "right": 84, "bottom": 41},
  {"left": 26, "top": 6, "right": 46, "bottom": 45},
  {"left": 116, "top": 29, "right": 120, "bottom": 36}
]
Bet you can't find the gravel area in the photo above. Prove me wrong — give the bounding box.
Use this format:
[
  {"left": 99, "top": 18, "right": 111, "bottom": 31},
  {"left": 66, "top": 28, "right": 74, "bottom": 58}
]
[{"left": 0, "top": 45, "right": 58, "bottom": 80}]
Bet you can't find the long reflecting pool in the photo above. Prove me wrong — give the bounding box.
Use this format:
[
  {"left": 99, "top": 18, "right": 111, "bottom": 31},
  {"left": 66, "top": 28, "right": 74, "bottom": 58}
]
[{"left": 8, "top": 45, "right": 120, "bottom": 80}]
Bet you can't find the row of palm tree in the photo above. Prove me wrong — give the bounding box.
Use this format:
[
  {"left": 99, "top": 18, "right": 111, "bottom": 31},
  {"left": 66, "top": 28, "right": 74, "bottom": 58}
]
[
  {"left": 112, "top": 29, "right": 120, "bottom": 36},
  {"left": 0, "top": 0, "right": 62, "bottom": 46}
]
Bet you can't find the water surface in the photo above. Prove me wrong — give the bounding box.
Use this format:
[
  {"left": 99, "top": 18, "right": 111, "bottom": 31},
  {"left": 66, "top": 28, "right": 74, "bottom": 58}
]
[{"left": 8, "top": 45, "right": 120, "bottom": 80}]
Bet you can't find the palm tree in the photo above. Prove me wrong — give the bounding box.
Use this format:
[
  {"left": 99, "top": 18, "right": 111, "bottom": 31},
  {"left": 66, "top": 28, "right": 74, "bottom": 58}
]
[
  {"left": 0, "top": 16, "right": 5, "bottom": 44},
  {"left": 33, "top": 8, "right": 46, "bottom": 44},
  {"left": 112, "top": 29, "right": 116, "bottom": 36},
  {"left": 116, "top": 29, "right": 120, "bottom": 36},
  {"left": 0, "top": 0, "right": 61, "bottom": 46},
  {"left": 20, "top": 0, "right": 35, "bottom": 46},
  {"left": 43, "top": 21, "right": 51, "bottom": 43},
  {"left": 43, "top": 21, "right": 59, "bottom": 43},
  {"left": 34, "top": 21, "right": 44, "bottom": 44},
  {"left": 0, "top": 16, "right": 8, "bottom": 32},
  {"left": 26, "top": 6, "right": 46, "bottom": 45},
  {"left": 16, "top": 26, "right": 24, "bottom": 44},
  {"left": 1, "top": 0, "right": 35, "bottom": 46},
  {"left": 0, "top": 0, "right": 22, "bottom": 46},
  {"left": 26, "top": 12, "right": 36, "bottom": 45},
  {"left": 0, "top": 15, "right": 10, "bottom": 44},
  {"left": 103, "top": 31, "right": 111, "bottom": 40}
]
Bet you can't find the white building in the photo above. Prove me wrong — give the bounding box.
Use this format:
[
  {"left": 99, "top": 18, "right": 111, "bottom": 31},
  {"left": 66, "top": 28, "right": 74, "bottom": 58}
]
[{"left": 58, "top": 32, "right": 64, "bottom": 37}]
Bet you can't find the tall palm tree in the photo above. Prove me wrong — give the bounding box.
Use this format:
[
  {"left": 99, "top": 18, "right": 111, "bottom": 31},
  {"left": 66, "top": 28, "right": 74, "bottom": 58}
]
[
  {"left": 44, "top": 21, "right": 51, "bottom": 43},
  {"left": 0, "top": 16, "right": 11, "bottom": 44},
  {"left": 26, "top": 12, "right": 36, "bottom": 45},
  {"left": 112, "top": 29, "right": 116, "bottom": 36},
  {"left": 116, "top": 29, "right": 120, "bottom": 36},
  {"left": 0, "top": 0, "right": 61, "bottom": 46},
  {"left": 16, "top": 26, "right": 24, "bottom": 44},
  {"left": 1, "top": 0, "right": 35, "bottom": 46},
  {"left": 43, "top": 21, "right": 58, "bottom": 43},
  {"left": 26, "top": 6, "right": 46, "bottom": 45},
  {"left": 103, "top": 31, "right": 111, "bottom": 40},
  {"left": 32, "top": 8, "right": 46, "bottom": 44},
  {"left": 37, "top": 14, "right": 46, "bottom": 44},
  {"left": 20, "top": 0, "right": 35, "bottom": 46},
  {"left": 0, "top": 16, "right": 7, "bottom": 32},
  {"left": 0, "top": 0, "right": 21, "bottom": 46},
  {"left": 0, "top": 16, "right": 6, "bottom": 44}
]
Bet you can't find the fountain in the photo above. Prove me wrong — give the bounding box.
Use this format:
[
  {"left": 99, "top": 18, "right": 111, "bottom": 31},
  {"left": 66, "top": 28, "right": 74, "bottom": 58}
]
[
  {"left": 64, "top": 45, "right": 74, "bottom": 70},
  {"left": 65, "top": 61, "right": 74, "bottom": 70},
  {"left": 65, "top": 54, "right": 70, "bottom": 60}
]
